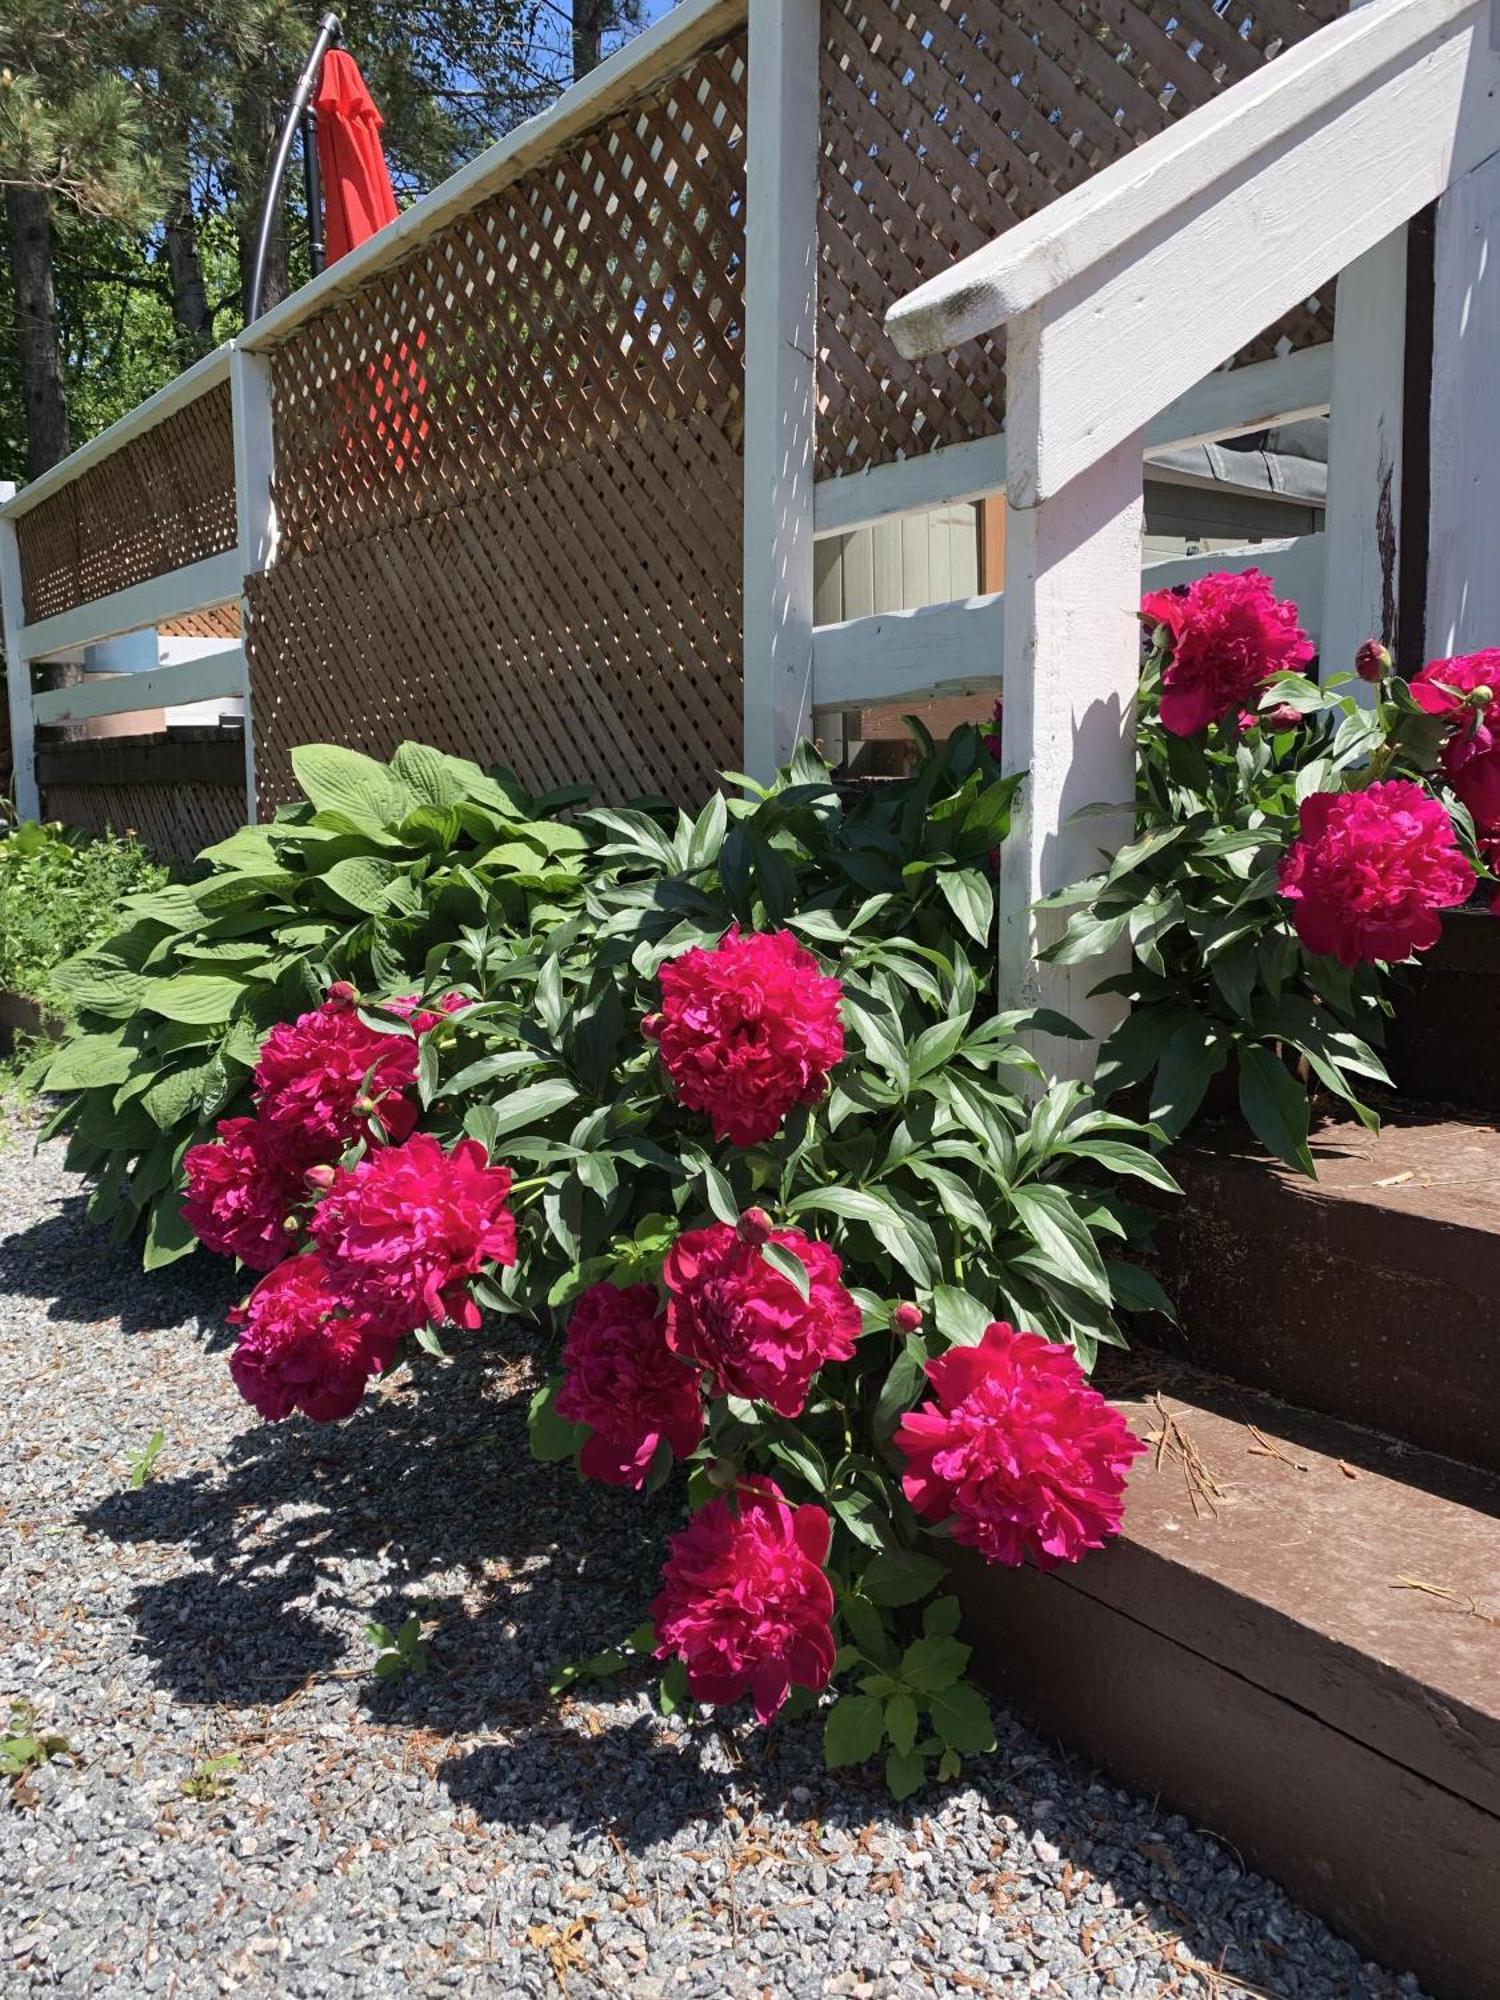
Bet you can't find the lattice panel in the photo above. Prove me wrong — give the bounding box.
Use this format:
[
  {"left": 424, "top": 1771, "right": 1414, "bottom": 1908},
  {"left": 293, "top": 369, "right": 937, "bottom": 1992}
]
[
  {"left": 159, "top": 604, "right": 241, "bottom": 640},
  {"left": 246, "top": 411, "right": 743, "bottom": 808},
  {"left": 41, "top": 781, "right": 246, "bottom": 863},
  {"left": 15, "top": 383, "right": 238, "bottom": 623},
  {"left": 817, "top": 0, "right": 1342, "bottom": 477},
  {"left": 250, "top": 34, "right": 747, "bottom": 806},
  {"left": 268, "top": 36, "right": 747, "bottom": 559}
]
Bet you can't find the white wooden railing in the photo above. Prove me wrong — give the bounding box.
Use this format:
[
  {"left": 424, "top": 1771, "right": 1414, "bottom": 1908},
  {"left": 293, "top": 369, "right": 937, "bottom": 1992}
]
[{"left": 738, "top": 0, "right": 1500, "bottom": 1073}]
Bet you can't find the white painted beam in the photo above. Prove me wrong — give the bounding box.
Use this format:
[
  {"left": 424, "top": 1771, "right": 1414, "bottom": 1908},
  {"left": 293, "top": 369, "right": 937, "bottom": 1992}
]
[
  {"left": 1426, "top": 148, "right": 1500, "bottom": 655},
  {"left": 30, "top": 648, "right": 245, "bottom": 728},
  {"left": 18, "top": 551, "right": 244, "bottom": 664},
  {"left": 888, "top": 0, "right": 1500, "bottom": 501},
  {"left": 812, "top": 594, "right": 1004, "bottom": 709},
  {"left": 0, "top": 484, "right": 38, "bottom": 821},
  {"left": 230, "top": 345, "right": 277, "bottom": 822},
  {"left": 741, "top": 0, "right": 820, "bottom": 777},
  {"left": 811, "top": 346, "right": 1334, "bottom": 540}
]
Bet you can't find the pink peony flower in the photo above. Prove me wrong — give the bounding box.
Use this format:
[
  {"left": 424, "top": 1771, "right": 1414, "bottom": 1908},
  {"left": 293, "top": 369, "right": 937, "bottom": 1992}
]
[
  {"left": 983, "top": 696, "right": 1004, "bottom": 760},
  {"left": 1140, "top": 570, "right": 1314, "bottom": 736},
  {"left": 228, "top": 1252, "right": 404, "bottom": 1422},
  {"left": 1410, "top": 651, "right": 1500, "bottom": 827},
  {"left": 651, "top": 1476, "right": 836, "bottom": 1722},
  {"left": 663, "top": 1223, "right": 861, "bottom": 1419},
  {"left": 556, "top": 1282, "right": 704, "bottom": 1488},
  {"left": 182, "top": 1117, "right": 306, "bottom": 1271},
  {"left": 895, "top": 1321, "right": 1145, "bottom": 1569},
  {"left": 384, "top": 990, "right": 473, "bottom": 1036},
  {"left": 254, "top": 988, "right": 420, "bottom": 1156},
  {"left": 1277, "top": 780, "right": 1473, "bottom": 966},
  {"left": 311, "top": 1133, "right": 516, "bottom": 1331},
  {"left": 645, "top": 927, "right": 844, "bottom": 1147}
]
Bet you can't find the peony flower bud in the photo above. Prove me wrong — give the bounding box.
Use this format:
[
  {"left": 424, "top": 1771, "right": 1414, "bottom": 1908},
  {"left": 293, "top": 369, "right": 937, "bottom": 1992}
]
[
  {"left": 1470, "top": 684, "right": 1494, "bottom": 711},
  {"left": 1264, "top": 702, "right": 1303, "bottom": 731},
  {"left": 1355, "top": 639, "right": 1392, "bottom": 683},
  {"left": 305, "top": 1163, "right": 336, "bottom": 1189},
  {"left": 326, "top": 980, "right": 358, "bottom": 1005},
  {"left": 641, "top": 1012, "right": 664, "bottom": 1041},
  {"left": 892, "top": 1302, "right": 923, "bottom": 1333},
  {"left": 736, "top": 1207, "right": 773, "bottom": 1246}
]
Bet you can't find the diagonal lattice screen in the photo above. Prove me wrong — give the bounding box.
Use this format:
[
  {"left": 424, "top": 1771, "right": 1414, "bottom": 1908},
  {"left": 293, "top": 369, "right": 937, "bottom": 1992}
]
[
  {"left": 247, "top": 34, "right": 748, "bottom": 810},
  {"left": 816, "top": 0, "right": 1342, "bottom": 478},
  {"left": 14, "top": 381, "right": 238, "bottom": 623}
]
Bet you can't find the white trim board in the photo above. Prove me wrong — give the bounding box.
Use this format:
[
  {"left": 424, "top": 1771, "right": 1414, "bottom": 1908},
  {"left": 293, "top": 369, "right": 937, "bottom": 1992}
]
[
  {"left": 17, "top": 551, "right": 244, "bottom": 662},
  {"left": 812, "top": 346, "right": 1334, "bottom": 540},
  {"left": 30, "top": 648, "right": 246, "bottom": 728}
]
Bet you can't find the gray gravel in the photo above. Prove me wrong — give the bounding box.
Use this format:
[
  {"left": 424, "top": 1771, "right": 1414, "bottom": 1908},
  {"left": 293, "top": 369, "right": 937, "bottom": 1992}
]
[{"left": 0, "top": 1109, "right": 1428, "bottom": 2000}]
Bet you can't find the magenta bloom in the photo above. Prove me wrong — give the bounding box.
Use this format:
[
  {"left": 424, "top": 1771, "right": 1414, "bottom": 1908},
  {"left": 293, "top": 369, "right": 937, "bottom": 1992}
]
[
  {"left": 895, "top": 1321, "right": 1145, "bottom": 1569},
  {"left": 228, "top": 1253, "right": 404, "bottom": 1422},
  {"left": 254, "top": 987, "right": 422, "bottom": 1157},
  {"left": 1410, "top": 650, "right": 1500, "bottom": 827},
  {"left": 1141, "top": 570, "right": 1314, "bottom": 736},
  {"left": 311, "top": 1133, "right": 516, "bottom": 1331},
  {"left": 1278, "top": 781, "right": 1473, "bottom": 966},
  {"left": 646, "top": 927, "right": 844, "bottom": 1147},
  {"left": 663, "top": 1223, "right": 860, "bottom": 1419},
  {"left": 384, "top": 990, "right": 473, "bottom": 1035},
  {"left": 651, "top": 1477, "right": 836, "bottom": 1722},
  {"left": 182, "top": 1116, "right": 307, "bottom": 1271},
  {"left": 556, "top": 1282, "right": 704, "bottom": 1488}
]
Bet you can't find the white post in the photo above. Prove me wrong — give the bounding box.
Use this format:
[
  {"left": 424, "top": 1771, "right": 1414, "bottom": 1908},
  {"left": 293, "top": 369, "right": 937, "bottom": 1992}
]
[
  {"left": 741, "top": 0, "right": 820, "bottom": 780},
  {"left": 0, "top": 485, "right": 40, "bottom": 822},
  {"left": 229, "top": 341, "right": 278, "bottom": 823},
  {"left": 1321, "top": 227, "right": 1406, "bottom": 690},
  {"left": 1000, "top": 307, "right": 1142, "bottom": 1081},
  {"left": 1426, "top": 149, "right": 1500, "bottom": 656}
]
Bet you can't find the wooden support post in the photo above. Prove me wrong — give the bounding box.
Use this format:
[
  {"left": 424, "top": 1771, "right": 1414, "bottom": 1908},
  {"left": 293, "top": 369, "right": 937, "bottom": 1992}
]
[
  {"left": 977, "top": 495, "right": 1007, "bottom": 595},
  {"left": 229, "top": 342, "right": 278, "bottom": 823},
  {"left": 0, "top": 483, "right": 39, "bottom": 823},
  {"left": 741, "top": 0, "right": 820, "bottom": 780},
  {"left": 1425, "top": 149, "right": 1500, "bottom": 656},
  {"left": 1321, "top": 226, "right": 1406, "bottom": 693},
  {"left": 1000, "top": 311, "right": 1142, "bottom": 1080}
]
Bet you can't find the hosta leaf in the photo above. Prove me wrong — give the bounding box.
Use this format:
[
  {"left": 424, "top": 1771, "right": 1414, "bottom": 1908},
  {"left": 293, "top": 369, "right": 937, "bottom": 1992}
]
[
  {"left": 140, "top": 974, "right": 246, "bottom": 1025},
  {"left": 292, "top": 744, "right": 410, "bottom": 829},
  {"left": 44, "top": 1033, "right": 132, "bottom": 1090}
]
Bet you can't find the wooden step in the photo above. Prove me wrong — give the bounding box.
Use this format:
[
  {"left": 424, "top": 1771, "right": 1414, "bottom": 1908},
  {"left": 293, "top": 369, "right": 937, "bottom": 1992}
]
[
  {"left": 1148, "top": 1108, "right": 1500, "bottom": 1473},
  {"left": 1387, "top": 906, "right": 1500, "bottom": 1112},
  {"left": 957, "top": 1363, "right": 1500, "bottom": 2000}
]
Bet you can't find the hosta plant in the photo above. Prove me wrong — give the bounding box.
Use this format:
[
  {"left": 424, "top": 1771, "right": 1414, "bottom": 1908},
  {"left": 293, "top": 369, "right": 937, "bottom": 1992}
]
[
  {"left": 171, "top": 730, "right": 1173, "bottom": 1798},
  {"left": 1040, "top": 575, "right": 1488, "bottom": 1173},
  {"left": 31, "top": 742, "right": 594, "bottom": 1263}
]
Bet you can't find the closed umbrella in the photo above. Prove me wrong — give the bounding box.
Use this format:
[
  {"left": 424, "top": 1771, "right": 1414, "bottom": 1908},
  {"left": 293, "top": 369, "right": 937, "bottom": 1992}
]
[
  {"left": 313, "top": 49, "right": 398, "bottom": 263},
  {"left": 313, "top": 49, "right": 426, "bottom": 470}
]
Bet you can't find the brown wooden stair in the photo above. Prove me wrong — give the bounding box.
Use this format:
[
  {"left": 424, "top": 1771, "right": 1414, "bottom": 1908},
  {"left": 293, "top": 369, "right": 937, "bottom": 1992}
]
[{"left": 957, "top": 1362, "right": 1500, "bottom": 1999}]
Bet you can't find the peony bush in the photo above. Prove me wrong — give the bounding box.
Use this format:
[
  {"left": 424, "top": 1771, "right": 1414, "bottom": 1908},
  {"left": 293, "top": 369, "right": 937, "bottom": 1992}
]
[
  {"left": 1044, "top": 571, "right": 1490, "bottom": 1173},
  {"left": 71, "top": 727, "right": 1174, "bottom": 1797}
]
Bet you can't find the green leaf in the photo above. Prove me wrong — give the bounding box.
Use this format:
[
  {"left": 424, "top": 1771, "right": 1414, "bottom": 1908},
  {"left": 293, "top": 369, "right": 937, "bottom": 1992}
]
[
  {"left": 528, "top": 1379, "right": 585, "bottom": 1463},
  {"left": 937, "top": 868, "right": 994, "bottom": 947},
  {"left": 484, "top": 1079, "right": 580, "bottom": 1141},
  {"left": 143, "top": 1195, "right": 196, "bottom": 1270},
  {"left": 931, "top": 1286, "right": 992, "bottom": 1347},
  {"left": 1105, "top": 1259, "right": 1179, "bottom": 1324},
  {"left": 863, "top": 1548, "right": 947, "bottom": 1608},
  {"left": 823, "top": 1694, "right": 886, "bottom": 1769},
  {"left": 761, "top": 1239, "right": 811, "bottom": 1299},
  {"left": 922, "top": 1595, "right": 962, "bottom": 1637},
  {"left": 1008, "top": 1185, "right": 1111, "bottom": 1307},
  {"left": 885, "top": 1693, "right": 918, "bottom": 1756},
  {"left": 1237, "top": 1042, "right": 1315, "bottom": 1176},
  {"left": 872, "top": 1333, "right": 928, "bottom": 1441},
  {"left": 292, "top": 743, "right": 410, "bottom": 828},
  {"left": 885, "top": 1748, "right": 926, "bottom": 1801},
  {"left": 139, "top": 974, "right": 245, "bottom": 1025},
  {"left": 44, "top": 1032, "right": 132, "bottom": 1090},
  {"left": 1148, "top": 1022, "right": 1228, "bottom": 1140},
  {"left": 321, "top": 856, "right": 402, "bottom": 913},
  {"left": 928, "top": 1682, "right": 996, "bottom": 1754},
  {"left": 899, "top": 1632, "right": 972, "bottom": 1692},
  {"left": 1056, "top": 1137, "right": 1181, "bottom": 1194}
]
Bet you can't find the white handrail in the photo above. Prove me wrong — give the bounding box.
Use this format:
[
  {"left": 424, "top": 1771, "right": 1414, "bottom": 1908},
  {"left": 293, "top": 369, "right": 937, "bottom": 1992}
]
[{"left": 888, "top": 0, "right": 1490, "bottom": 362}]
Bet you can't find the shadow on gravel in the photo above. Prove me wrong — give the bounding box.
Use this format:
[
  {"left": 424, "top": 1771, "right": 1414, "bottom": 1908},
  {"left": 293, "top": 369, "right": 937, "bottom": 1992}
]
[{"left": 0, "top": 1192, "right": 241, "bottom": 1342}]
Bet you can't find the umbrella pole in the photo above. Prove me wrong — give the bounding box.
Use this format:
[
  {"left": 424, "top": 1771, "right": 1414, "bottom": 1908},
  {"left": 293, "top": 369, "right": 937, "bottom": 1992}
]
[
  {"left": 302, "top": 106, "right": 326, "bottom": 278},
  {"left": 247, "top": 10, "right": 343, "bottom": 321}
]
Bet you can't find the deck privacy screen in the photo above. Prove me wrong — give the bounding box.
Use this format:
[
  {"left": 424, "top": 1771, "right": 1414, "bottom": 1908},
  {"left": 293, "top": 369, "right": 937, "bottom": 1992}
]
[
  {"left": 14, "top": 382, "right": 237, "bottom": 623},
  {"left": 247, "top": 33, "right": 751, "bottom": 810}
]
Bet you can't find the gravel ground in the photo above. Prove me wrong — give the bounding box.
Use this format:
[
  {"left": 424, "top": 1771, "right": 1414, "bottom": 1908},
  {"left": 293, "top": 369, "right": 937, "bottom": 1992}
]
[{"left": 0, "top": 1113, "right": 1427, "bottom": 2000}]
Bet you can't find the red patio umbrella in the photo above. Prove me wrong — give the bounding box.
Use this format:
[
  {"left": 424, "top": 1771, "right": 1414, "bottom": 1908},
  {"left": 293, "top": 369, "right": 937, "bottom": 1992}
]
[
  {"left": 313, "top": 49, "right": 399, "bottom": 263},
  {"left": 313, "top": 49, "right": 427, "bottom": 470}
]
